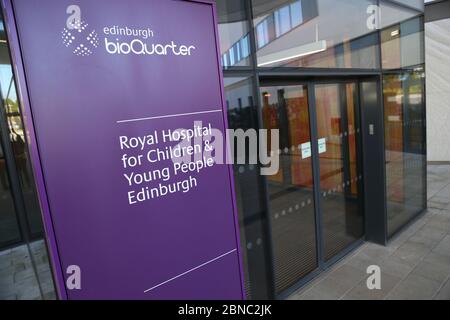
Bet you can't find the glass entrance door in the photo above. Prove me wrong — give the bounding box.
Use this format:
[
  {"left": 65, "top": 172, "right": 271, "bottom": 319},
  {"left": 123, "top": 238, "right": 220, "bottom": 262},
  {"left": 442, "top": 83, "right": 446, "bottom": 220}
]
[
  {"left": 260, "top": 85, "right": 318, "bottom": 295},
  {"left": 314, "top": 83, "right": 364, "bottom": 262},
  {"left": 259, "top": 80, "right": 365, "bottom": 295}
]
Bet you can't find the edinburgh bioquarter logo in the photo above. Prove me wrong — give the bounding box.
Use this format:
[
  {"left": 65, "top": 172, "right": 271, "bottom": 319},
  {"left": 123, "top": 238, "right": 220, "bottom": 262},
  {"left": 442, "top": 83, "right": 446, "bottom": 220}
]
[
  {"left": 61, "top": 4, "right": 197, "bottom": 58},
  {"left": 62, "top": 5, "right": 99, "bottom": 56}
]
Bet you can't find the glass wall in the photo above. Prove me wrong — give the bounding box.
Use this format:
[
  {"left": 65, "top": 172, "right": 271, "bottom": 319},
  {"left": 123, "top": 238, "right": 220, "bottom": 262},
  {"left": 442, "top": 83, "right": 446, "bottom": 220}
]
[
  {"left": 384, "top": 70, "right": 426, "bottom": 237},
  {"left": 380, "top": 2, "right": 426, "bottom": 237},
  {"left": 0, "top": 14, "right": 56, "bottom": 300},
  {"left": 0, "top": 138, "right": 21, "bottom": 247},
  {"left": 381, "top": 16, "right": 424, "bottom": 69},
  {"left": 224, "top": 76, "right": 273, "bottom": 299},
  {"left": 251, "top": 0, "right": 380, "bottom": 69},
  {"left": 217, "top": 0, "right": 252, "bottom": 69},
  {"left": 0, "top": 55, "right": 44, "bottom": 238},
  {"left": 0, "top": 13, "right": 21, "bottom": 250},
  {"left": 379, "top": 0, "right": 424, "bottom": 28}
]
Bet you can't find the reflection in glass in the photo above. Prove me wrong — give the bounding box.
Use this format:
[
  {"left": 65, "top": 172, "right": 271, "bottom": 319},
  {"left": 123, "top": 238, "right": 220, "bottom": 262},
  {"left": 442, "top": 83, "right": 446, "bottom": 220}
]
[
  {"left": 217, "top": 0, "right": 251, "bottom": 69},
  {"left": 260, "top": 85, "right": 318, "bottom": 294},
  {"left": 251, "top": 0, "right": 380, "bottom": 69},
  {"left": 381, "top": 16, "right": 424, "bottom": 70},
  {"left": 384, "top": 70, "right": 426, "bottom": 237},
  {"left": 379, "top": 0, "right": 424, "bottom": 29},
  {"left": 2, "top": 78, "right": 44, "bottom": 238},
  {"left": 315, "top": 83, "right": 364, "bottom": 260},
  {"left": 386, "top": 0, "right": 424, "bottom": 12},
  {"left": 0, "top": 140, "right": 21, "bottom": 247},
  {"left": 0, "top": 16, "right": 56, "bottom": 299},
  {"left": 0, "top": 26, "right": 44, "bottom": 241}
]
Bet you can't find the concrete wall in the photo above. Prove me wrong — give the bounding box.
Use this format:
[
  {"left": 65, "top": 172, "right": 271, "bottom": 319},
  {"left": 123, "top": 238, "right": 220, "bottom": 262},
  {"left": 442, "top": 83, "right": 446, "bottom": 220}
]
[{"left": 425, "top": 17, "right": 450, "bottom": 161}]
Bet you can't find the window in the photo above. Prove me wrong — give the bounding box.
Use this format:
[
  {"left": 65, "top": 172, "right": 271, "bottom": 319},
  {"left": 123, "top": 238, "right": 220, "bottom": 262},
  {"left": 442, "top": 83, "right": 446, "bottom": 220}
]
[
  {"left": 274, "top": 5, "right": 291, "bottom": 37},
  {"left": 290, "top": 1, "right": 303, "bottom": 27},
  {"left": 256, "top": 20, "right": 270, "bottom": 48}
]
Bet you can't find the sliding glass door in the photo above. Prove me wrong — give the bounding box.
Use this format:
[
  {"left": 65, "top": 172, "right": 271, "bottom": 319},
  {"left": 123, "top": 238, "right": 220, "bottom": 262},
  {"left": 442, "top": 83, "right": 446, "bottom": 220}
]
[
  {"left": 314, "top": 83, "right": 365, "bottom": 261},
  {"left": 260, "top": 85, "right": 318, "bottom": 295},
  {"left": 259, "top": 80, "right": 365, "bottom": 295}
]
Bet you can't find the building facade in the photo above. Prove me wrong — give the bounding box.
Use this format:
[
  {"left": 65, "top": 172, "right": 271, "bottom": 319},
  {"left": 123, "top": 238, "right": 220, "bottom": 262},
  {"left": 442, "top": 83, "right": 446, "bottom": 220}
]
[
  {"left": 0, "top": 0, "right": 427, "bottom": 300},
  {"left": 219, "top": 0, "right": 426, "bottom": 299}
]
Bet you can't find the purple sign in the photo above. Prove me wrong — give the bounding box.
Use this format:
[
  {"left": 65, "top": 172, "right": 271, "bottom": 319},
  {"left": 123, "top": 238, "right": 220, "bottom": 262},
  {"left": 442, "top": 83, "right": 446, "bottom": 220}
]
[{"left": 7, "top": 0, "right": 244, "bottom": 299}]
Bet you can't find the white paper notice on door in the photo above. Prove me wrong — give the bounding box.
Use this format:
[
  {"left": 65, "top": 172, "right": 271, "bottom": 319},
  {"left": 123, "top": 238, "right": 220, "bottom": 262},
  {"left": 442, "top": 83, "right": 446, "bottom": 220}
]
[
  {"left": 301, "top": 142, "right": 312, "bottom": 159},
  {"left": 318, "top": 138, "right": 327, "bottom": 154}
]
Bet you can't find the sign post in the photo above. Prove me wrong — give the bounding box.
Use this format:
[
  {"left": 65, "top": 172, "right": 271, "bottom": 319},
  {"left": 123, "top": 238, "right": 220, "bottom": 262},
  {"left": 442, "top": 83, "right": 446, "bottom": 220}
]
[{"left": 5, "top": 0, "right": 244, "bottom": 299}]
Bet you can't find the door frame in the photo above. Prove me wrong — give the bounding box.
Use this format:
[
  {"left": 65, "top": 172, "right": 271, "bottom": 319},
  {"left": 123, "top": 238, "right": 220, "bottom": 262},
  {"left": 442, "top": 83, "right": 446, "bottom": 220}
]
[{"left": 258, "top": 75, "right": 379, "bottom": 299}]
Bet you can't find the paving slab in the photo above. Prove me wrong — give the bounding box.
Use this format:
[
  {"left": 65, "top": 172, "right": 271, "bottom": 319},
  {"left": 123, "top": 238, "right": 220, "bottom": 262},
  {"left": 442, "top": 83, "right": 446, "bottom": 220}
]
[
  {"left": 386, "top": 274, "right": 442, "bottom": 300},
  {"left": 410, "top": 260, "right": 450, "bottom": 283},
  {"left": 342, "top": 272, "right": 402, "bottom": 300},
  {"left": 434, "top": 278, "right": 450, "bottom": 300}
]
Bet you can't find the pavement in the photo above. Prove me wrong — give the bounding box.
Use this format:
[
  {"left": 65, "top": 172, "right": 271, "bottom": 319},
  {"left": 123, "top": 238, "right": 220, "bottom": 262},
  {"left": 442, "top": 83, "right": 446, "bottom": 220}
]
[
  {"left": 0, "top": 240, "right": 55, "bottom": 300},
  {"left": 289, "top": 164, "right": 450, "bottom": 300}
]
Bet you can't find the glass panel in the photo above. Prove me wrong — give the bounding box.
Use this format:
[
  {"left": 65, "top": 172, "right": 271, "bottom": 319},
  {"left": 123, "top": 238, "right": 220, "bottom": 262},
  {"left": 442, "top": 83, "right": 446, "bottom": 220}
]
[
  {"left": 256, "top": 20, "right": 270, "bottom": 49},
  {"left": 225, "top": 77, "right": 271, "bottom": 299},
  {"left": 0, "top": 14, "right": 56, "bottom": 300},
  {"left": 251, "top": 0, "right": 380, "bottom": 69},
  {"left": 388, "top": 0, "right": 424, "bottom": 12},
  {"left": 260, "top": 85, "right": 318, "bottom": 294},
  {"left": 379, "top": 0, "right": 424, "bottom": 28},
  {"left": 291, "top": 1, "right": 303, "bottom": 28},
  {"left": 381, "top": 16, "right": 424, "bottom": 69},
  {"left": 290, "top": 1, "right": 303, "bottom": 28},
  {"left": 315, "top": 83, "right": 364, "bottom": 261},
  {"left": 0, "top": 22, "right": 44, "bottom": 241},
  {"left": 274, "top": 4, "right": 291, "bottom": 37},
  {"left": 1, "top": 72, "right": 44, "bottom": 239},
  {"left": 217, "top": 0, "right": 252, "bottom": 69},
  {"left": 384, "top": 70, "right": 426, "bottom": 237},
  {"left": 0, "top": 140, "right": 21, "bottom": 247}
]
